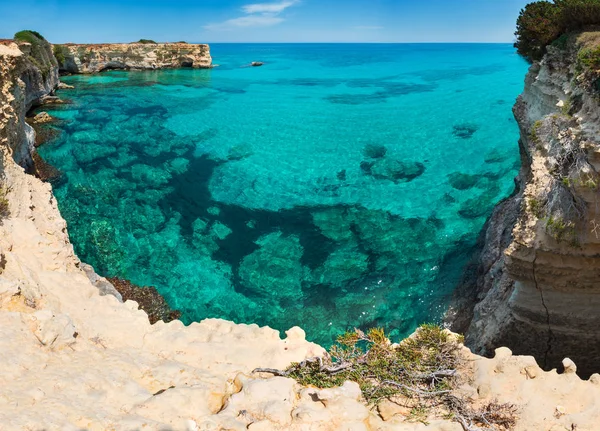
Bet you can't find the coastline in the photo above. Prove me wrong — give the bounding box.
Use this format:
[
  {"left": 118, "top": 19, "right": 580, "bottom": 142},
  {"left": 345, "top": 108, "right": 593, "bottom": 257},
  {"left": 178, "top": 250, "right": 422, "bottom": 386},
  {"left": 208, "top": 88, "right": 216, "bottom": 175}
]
[{"left": 2, "top": 36, "right": 600, "bottom": 429}]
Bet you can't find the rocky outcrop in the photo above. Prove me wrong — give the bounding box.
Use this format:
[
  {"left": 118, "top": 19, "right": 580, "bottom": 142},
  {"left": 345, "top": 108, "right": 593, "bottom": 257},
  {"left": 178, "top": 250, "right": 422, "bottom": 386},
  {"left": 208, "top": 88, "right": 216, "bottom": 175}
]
[
  {"left": 449, "top": 32, "right": 600, "bottom": 378},
  {"left": 0, "top": 37, "right": 58, "bottom": 169},
  {"left": 55, "top": 42, "right": 212, "bottom": 73}
]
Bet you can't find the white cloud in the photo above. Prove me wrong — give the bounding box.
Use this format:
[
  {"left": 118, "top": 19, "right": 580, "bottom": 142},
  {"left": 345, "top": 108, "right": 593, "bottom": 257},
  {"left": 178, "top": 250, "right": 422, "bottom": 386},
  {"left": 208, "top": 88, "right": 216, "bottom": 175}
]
[
  {"left": 206, "top": 15, "right": 285, "bottom": 29},
  {"left": 205, "top": 0, "right": 300, "bottom": 30},
  {"left": 242, "top": 1, "right": 299, "bottom": 15}
]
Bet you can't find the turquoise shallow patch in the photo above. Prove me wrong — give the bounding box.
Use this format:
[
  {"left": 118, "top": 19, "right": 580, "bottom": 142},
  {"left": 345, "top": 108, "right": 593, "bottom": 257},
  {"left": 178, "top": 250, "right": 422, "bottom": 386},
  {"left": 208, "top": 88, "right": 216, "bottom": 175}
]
[{"left": 40, "top": 44, "right": 528, "bottom": 346}]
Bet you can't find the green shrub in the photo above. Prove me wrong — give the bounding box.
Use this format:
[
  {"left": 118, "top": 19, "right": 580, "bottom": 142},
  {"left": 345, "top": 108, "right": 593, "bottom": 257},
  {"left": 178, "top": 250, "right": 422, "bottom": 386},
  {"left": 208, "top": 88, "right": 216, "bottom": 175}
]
[
  {"left": 14, "top": 30, "right": 45, "bottom": 43},
  {"left": 546, "top": 214, "right": 577, "bottom": 243},
  {"left": 577, "top": 44, "right": 600, "bottom": 70},
  {"left": 13, "top": 30, "right": 54, "bottom": 78},
  {"left": 252, "top": 325, "right": 517, "bottom": 428},
  {"left": 0, "top": 187, "right": 9, "bottom": 220},
  {"left": 135, "top": 39, "right": 157, "bottom": 44},
  {"left": 555, "top": 0, "right": 600, "bottom": 29},
  {"left": 257, "top": 325, "right": 463, "bottom": 405},
  {"left": 53, "top": 45, "right": 70, "bottom": 66},
  {"left": 515, "top": 0, "right": 600, "bottom": 61},
  {"left": 514, "top": 1, "right": 562, "bottom": 61}
]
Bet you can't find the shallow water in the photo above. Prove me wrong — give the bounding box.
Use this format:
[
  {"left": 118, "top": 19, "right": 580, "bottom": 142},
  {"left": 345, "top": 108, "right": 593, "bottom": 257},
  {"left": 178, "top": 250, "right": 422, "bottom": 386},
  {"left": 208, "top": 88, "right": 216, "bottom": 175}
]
[{"left": 40, "top": 44, "right": 528, "bottom": 346}]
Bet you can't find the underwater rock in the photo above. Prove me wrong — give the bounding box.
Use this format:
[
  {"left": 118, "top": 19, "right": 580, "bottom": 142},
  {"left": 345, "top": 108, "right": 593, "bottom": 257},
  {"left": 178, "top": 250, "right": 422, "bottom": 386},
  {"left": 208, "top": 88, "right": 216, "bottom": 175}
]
[
  {"left": 484, "top": 149, "right": 510, "bottom": 164},
  {"left": 447, "top": 172, "right": 482, "bottom": 190},
  {"left": 311, "top": 242, "right": 369, "bottom": 286},
  {"left": 362, "top": 144, "right": 387, "bottom": 159},
  {"left": 452, "top": 123, "right": 478, "bottom": 139},
  {"left": 312, "top": 207, "right": 355, "bottom": 242},
  {"left": 368, "top": 157, "right": 425, "bottom": 183},
  {"left": 336, "top": 169, "right": 347, "bottom": 181},
  {"left": 107, "top": 277, "right": 181, "bottom": 324},
  {"left": 227, "top": 144, "right": 253, "bottom": 161},
  {"left": 238, "top": 231, "right": 307, "bottom": 301}
]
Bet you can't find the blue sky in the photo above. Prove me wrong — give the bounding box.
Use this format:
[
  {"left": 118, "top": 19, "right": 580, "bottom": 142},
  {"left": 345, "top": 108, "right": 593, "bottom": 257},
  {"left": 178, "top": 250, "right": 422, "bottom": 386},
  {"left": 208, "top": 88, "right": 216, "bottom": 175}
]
[{"left": 1, "top": 0, "right": 531, "bottom": 43}]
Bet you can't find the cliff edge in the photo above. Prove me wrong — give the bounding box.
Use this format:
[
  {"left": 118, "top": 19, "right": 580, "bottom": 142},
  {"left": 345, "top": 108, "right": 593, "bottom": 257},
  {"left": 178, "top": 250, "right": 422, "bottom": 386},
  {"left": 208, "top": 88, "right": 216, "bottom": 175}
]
[{"left": 450, "top": 32, "right": 600, "bottom": 378}]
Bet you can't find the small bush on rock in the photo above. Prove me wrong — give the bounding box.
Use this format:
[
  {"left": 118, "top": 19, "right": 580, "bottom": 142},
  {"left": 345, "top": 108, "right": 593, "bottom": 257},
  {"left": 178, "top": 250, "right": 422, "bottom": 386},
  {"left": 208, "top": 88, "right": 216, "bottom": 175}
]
[
  {"left": 136, "top": 39, "right": 157, "bottom": 44},
  {"left": 0, "top": 186, "right": 9, "bottom": 220},
  {"left": 53, "top": 45, "right": 70, "bottom": 66},
  {"left": 253, "top": 325, "right": 518, "bottom": 429}
]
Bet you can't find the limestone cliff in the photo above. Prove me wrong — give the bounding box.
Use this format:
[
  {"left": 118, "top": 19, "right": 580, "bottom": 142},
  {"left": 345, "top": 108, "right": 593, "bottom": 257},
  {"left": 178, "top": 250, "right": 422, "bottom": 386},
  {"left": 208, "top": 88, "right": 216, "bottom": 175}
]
[
  {"left": 3, "top": 38, "right": 600, "bottom": 430},
  {"left": 0, "top": 36, "right": 58, "bottom": 169},
  {"left": 55, "top": 42, "right": 212, "bottom": 73},
  {"left": 450, "top": 32, "right": 600, "bottom": 378}
]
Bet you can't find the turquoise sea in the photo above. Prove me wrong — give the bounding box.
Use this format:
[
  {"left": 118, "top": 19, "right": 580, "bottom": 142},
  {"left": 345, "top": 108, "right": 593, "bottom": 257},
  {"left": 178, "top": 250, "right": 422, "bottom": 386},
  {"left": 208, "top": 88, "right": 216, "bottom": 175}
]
[{"left": 40, "top": 44, "right": 528, "bottom": 346}]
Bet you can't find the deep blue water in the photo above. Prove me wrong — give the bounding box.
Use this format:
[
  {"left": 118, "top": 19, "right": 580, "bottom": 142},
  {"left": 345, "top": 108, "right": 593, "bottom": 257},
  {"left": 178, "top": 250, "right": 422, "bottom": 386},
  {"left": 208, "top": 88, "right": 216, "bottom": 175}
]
[{"left": 40, "top": 44, "right": 528, "bottom": 346}]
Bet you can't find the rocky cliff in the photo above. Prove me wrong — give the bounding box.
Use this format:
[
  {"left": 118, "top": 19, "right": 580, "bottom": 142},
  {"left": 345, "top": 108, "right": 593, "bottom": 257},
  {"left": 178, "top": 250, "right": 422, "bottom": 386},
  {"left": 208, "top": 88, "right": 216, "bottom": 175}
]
[
  {"left": 450, "top": 32, "right": 600, "bottom": 378},
  {"left": 54, "top": 42, "right": 212, "bottom": 73},
  {"left": 3, "top": 37, "right": 600, "bottom": 430}
]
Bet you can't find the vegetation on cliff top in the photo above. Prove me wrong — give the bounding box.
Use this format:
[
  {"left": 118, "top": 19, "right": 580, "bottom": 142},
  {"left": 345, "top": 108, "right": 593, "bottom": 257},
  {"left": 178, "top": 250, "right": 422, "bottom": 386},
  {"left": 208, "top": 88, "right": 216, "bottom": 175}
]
[
  {"left": 13, "top": 30, "right": 56, "bottom": 79},
  {"left": 52, "top": 45, "right": 70, "bottom": 67},
  {"left": 515, "top": 0, "right": 600, "bottom": 61},
  {"left": 253, "top": 325, "right": 518, "bottom": 429}
]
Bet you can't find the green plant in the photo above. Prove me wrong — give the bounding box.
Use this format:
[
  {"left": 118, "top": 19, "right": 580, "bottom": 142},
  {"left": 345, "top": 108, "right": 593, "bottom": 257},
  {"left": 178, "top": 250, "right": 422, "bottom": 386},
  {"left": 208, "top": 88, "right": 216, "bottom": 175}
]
[
  {"left": 0, "top": 187, "right": 9, "bottom": 219},
  {"left": 528, "top": 197, "right": 545, "bottom": 218},
  {"left": 252, "top": 325, "right": 516, "bottom": 429},
  {"left": 14, "top": 30, "right": 45, "bottom": 43},
  {"left": 53, "top": 45, "right": 70, "bottom": 66},
  {"left": 255, "top": 325, "right": 461, "bottom": 405},
  {"left": 546, "top": 214, "right": 577, "bottom": 243},
  {"left": 13, "top": 30, "right": 54, "bottom": 78},
  {"left": 514, "top": 1, "right": 562, "bottom": 61},
  {"left": 530, "top": 120, "right": 544, "bottom": 146},
  {"left": 552, "top": 32, "right": 570, "bottom": 49},
  {"left": 577, "top": 45, "right": 600, "bottom": 70},
  {"left": 135, "top": 39, "right": 157, "bottom": 44},
  {"left": 515, "top": 0, "right": 600, "bottom": 61}
]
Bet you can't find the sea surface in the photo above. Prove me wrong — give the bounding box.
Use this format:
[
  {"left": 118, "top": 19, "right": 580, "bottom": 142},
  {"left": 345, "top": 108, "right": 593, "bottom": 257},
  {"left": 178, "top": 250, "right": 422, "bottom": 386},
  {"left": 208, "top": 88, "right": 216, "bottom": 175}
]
[{"left": 40, "top": 44, "right": 528, "bottom": 346}]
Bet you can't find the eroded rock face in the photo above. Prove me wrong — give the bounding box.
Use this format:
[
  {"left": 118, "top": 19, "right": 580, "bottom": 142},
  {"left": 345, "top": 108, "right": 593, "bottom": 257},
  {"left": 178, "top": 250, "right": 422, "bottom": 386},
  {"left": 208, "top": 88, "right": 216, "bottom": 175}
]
[
  {"left": 449, "top": 34, "right": 600, "bottom": 377},
  {"left": 55, "top": 42, "right": 212, "bottom": 73}
]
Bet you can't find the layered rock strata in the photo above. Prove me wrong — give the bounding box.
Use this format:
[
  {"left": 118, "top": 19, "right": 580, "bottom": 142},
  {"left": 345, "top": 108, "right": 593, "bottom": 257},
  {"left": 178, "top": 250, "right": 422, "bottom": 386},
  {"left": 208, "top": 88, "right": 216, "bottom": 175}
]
[
  {"left": 450, "top": 32, "right": 600, "bottom": 377},
  {"left": 55, "top": 42, "right": 212, "bottom": 73}
]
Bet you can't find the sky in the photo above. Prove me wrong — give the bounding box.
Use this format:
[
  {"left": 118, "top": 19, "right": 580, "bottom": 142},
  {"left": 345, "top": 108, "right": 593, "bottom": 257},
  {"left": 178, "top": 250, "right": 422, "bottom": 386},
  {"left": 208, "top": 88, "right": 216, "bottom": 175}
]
[{"left": 0, "top": 0, "right": 532, "bottom": 43}]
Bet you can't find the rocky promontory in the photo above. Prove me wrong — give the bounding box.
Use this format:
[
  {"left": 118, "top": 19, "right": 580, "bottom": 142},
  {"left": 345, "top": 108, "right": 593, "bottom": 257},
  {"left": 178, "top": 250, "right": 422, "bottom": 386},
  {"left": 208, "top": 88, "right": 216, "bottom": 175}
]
[
  {"left": 450, "top": 31, "right": 600, "bottom": 378},
  {"left": 54, "top": 42, "right": 212, "bottom": 73}
]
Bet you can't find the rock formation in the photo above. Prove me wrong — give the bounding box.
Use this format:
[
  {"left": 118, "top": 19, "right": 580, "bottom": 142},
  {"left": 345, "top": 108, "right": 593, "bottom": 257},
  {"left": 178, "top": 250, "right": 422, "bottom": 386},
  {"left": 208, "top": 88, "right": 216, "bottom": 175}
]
[
  {"left": 449, "top": 32, "right": 600, "bottom": 378},
  {"left": 2, "top": 36, "right": 600, "bottom": 430},
  {"left": 54, "top": 42, "right": 212, "bottom": 73}
]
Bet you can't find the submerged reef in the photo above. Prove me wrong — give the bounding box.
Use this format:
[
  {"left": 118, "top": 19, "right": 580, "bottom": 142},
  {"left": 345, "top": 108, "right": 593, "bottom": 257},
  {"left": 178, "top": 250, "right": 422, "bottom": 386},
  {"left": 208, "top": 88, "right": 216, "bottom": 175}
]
[{"left": 37, "top": 44, "right": 524, "bottom": 347}]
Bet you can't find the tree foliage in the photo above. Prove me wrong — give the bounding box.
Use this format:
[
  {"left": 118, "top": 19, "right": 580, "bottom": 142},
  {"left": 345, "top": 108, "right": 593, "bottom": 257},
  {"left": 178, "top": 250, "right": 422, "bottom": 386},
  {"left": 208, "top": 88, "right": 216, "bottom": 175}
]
[{"left": 515, "top": 0, "right": 600, "bottom": 61}]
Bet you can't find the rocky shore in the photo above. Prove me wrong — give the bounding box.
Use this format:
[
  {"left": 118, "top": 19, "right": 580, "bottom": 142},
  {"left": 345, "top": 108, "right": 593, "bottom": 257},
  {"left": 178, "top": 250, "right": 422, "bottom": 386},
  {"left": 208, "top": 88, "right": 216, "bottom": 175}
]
[
  {"left": 54, "top": 42, "right": 212, "bottom": 73},
  {"left": 2, "top": 34, "right": 600, "bottom": 430},
  {"left": 449, "top": 32, "right": 600, "bottom": 378}
]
